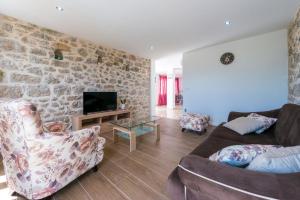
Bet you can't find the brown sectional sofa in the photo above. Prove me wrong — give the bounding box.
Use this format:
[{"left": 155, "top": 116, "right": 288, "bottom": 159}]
[{"left": 167, "top": 104, "right": 300, "bottom": 200}]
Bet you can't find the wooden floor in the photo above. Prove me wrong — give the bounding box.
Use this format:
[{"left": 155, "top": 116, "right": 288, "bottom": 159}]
[
  {"left": 155, "top": 106, "right": 183, "bottom": 120},
  {"left": 0, "top": 118, "right": 214, "bottom": 200}
]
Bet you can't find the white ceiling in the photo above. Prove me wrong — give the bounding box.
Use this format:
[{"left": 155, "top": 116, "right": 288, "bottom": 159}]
[{"left": 0, "top": 0, "right": 299, "bottom": 59}]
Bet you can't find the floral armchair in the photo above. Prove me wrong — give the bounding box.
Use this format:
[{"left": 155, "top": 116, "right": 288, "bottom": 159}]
[{"left": 0, "top": 99, "right": 106, "bottom": 199}]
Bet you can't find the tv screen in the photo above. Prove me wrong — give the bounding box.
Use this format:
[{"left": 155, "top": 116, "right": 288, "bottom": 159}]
[{"left": 83, "top": 92, "right": 117, "bottom": 114}]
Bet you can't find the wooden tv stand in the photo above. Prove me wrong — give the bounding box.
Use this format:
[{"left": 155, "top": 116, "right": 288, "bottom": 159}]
[{"left": 72, "top": 110, "right": 131, "bottom": 131}]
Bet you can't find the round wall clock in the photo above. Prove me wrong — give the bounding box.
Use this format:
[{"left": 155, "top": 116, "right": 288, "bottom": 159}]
[{"left": 220, "top": 52, "right": 234, "bottom": 65}]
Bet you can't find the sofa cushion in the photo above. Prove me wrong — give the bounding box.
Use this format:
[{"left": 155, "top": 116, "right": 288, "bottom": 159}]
[
  {"left": 247, "top": 145, "right": 300, "bottom": 174},
  {"left": 227, "top": 109, "right": 280, "bottom": 122},
  {"left": 191, "top": 136, "right": 243, "bottom": 158},
  {"left": 275, "top": 104, "right": 300, "bottom": 146},
  {"left": 211, "top": 125, "right": 278, "bottom": 145},
  {"left": 209, "top": 144, "right": 282, "bottom": 167},
  {"left": 223, "top": 117, "right": 265, "bottom": 135}
]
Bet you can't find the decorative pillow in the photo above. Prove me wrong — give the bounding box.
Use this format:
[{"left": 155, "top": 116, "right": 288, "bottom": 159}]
[
  {"left": 223, "top": 117, "right": 265, "bottom": 135},
  {"left": 43, "top": 121, "right": 70, "bottom": 134},
  {"left": 209, "top": 144, "right": 282, "bottom": 167},
  {"left": 247, "top": 146, "right": 300, "bottom": 174},
  {"left": 247, "top": 113, "right": 277, "bottom": 134}
]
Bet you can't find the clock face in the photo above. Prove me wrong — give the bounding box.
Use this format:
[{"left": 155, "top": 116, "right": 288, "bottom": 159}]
[{"left": 220, "top": 52, "right": 234, "bottom": 65}]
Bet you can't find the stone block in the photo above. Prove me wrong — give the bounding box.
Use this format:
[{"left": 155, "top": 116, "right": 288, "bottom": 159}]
[
  {"left": 55, "top": 43, "right": 71, "bottom": 52},
  {"left": 27, "top": 85, "right": 50, "bottom": 97},
  {"left": 54, "top": 85, "right": 71, "bottom": 96},
  {"left": 51, "top": 60, "right": 70, "bottom": 68},
  {"left": 78, "top": 48, "right": 88, "bottom": 57},
  {"left": 30, "top": 48, "right": 47, "bottom": 56},
  {"left": 11, "top": 73, "right": 41, "bottom": 83},
  {"left": 71, "top": 66, "right": 82, "bottom": 71},
  {"left": 0, "top": 85, "right": 23, "bottom": 98},
  {"left": 27, "top": 67, "right": 43, "bottom": 76},
  {"left": 0, "top": 59, "right": 18, "bottom": 70},
  {"left": 0, "top": 38, "right": 26, "bottom": 53},
  {"left": 41, "top": 28, "right": 63, "bottom": 37},
  {"left": 31, "top": 31, "right": 53, "bottom": 41},
  {"left": 45, "top": 74, "right": 60, "bottom": 84},
  {"left": 71, "top": 85, "right": 85, "bottom": 95},
  {"left": 30, "top": 55, "right": 49, "bottom": 65},
  {"left": 2, "top": 23, "right": 13, "bottom": 32}
]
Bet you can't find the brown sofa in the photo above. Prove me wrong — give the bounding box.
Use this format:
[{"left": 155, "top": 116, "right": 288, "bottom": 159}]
[{"left": 167, "top": 104, "right": 300, "bottom": 200}]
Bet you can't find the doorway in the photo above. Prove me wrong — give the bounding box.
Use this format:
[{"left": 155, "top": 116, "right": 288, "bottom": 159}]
[
  {"left": 155, "top": 74, "right": 182, "bottom": 119},
  {"left": 153, "top": 54, "right": 183, "bottom": 119}
]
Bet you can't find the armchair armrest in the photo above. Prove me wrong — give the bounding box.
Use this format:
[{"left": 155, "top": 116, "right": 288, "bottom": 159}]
[
  {"left": 227, "top": 108, "right": 281, "bottom": 122},
  {"left": 23, "top": 125, "right": 105, "bottom": 199},
  {"left": 178, "top": 155, "right": 300, "bottom": 200},
  {"left": 27, "top": 125, "right": 105, "bottom": 166},
  {"left": 41, "top": 125, "right": 100, "bottom": 139}
]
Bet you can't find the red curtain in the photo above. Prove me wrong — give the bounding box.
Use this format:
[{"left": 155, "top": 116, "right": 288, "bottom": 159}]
[
  {"left": 158, "top": 75, "right": 167, "bottom": 106},
  {"left": 175, "top": 77, "right": 180, "bottom": 96}
]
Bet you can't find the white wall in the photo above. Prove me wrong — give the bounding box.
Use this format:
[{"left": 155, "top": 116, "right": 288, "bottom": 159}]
[
  {"left": 150, "top": 60, "right": 156, "bottom": 115},
  {"left": 155, "top": 53, "right": 182, "bottom": 74},
  {"left": 183, "top": 29, "right": 288, "bottom": 125},
  {"left": 167, "top": 74, "right": 175, "bottom": 109}
]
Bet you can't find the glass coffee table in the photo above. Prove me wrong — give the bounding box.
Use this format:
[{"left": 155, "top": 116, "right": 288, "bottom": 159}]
[{"left": 110, "top": 116, "right": 160, "bottom": 152}]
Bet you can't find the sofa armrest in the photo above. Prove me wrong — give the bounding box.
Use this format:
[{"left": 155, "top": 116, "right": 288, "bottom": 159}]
[
  {"left": 227, "top": 108, "right": 281, "bottom": 122},
  {"left": 177, "top": 155, "right": 300, "bottom": 200}
]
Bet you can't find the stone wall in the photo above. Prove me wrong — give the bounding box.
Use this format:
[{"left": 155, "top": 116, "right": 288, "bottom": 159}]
[
  {"left": 288, "top": 8, "right": 300, "bottom": 104},
  {"left": 0, "top": 14, "right": 151, "bottom": 122}
]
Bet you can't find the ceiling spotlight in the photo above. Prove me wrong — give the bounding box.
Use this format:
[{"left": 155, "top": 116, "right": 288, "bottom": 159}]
[
  {"left": 225, "top": 20, "right": 231, "bottom": 26},
  {"left": 56, "top": 6, "right": 64, "bottom": 11},
  {"left": 149, "top": 45, "right": 154, "bottom": 51}
]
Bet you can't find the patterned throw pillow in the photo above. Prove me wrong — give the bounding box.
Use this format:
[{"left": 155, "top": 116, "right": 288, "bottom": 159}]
[
  {"left": 43, "top": 121, "right": 70, "bottom": 135},
  {"left": 247, "top": 113, "right": 277, "bottom": 134},
  {"left": 209, "top": 144, "right": 282, "bottom": 167}
]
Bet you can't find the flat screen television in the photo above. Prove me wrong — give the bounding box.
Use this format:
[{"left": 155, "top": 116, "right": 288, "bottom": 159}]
[{"left": 83, "top": 92, "right": 117, "bottom": 114}]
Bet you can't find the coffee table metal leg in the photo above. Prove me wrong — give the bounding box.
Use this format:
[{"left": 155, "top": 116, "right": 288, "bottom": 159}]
[
  {"left": 129, "top": 130, "right": 136, "bottom": 152},
  {"left": 113, "top": 128, "right": 118, "bottom": 143}
]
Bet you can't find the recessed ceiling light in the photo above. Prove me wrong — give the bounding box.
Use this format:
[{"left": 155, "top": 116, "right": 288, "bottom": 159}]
[
  {"left": 225, "top": 20, "right": 231, "bottom": 26},
  {"left": 56, "top": 6, "right": 64, "bottom": 11},
  {"left": 149, "top": 45, "right": 155, "bottom": 51}
]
